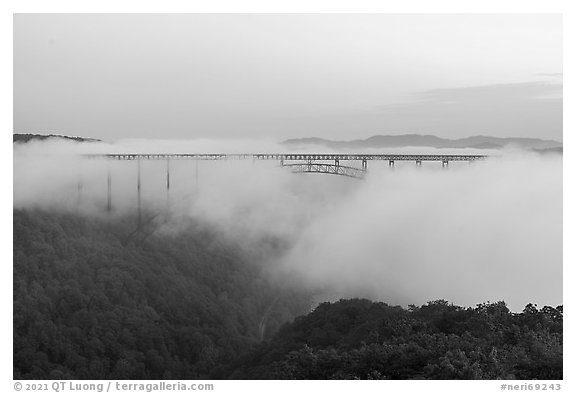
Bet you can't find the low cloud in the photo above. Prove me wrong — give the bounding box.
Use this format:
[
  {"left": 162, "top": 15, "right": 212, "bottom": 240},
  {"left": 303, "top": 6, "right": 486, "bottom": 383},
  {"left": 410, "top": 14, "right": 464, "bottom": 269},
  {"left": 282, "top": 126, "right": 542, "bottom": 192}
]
[
  {"left": 278, "top": 153, "right": 562, "bottom": 311},
  {"left": 13, "top": 139, "right": 562, "bottom": 311}
]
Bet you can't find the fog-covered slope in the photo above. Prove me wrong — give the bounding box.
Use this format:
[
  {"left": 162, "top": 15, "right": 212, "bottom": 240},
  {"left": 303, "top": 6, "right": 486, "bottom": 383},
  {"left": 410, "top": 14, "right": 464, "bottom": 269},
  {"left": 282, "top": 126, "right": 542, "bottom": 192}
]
[{"left": 13, "top": 209, "right": 309, "bottom": 379}]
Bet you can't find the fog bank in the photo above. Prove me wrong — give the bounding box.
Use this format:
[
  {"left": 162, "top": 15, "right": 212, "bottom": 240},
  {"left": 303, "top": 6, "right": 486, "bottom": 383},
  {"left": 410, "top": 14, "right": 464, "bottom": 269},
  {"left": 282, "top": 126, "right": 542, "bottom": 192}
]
[{"left": 13, "top": 139, "right": 562, "bottom": 311}]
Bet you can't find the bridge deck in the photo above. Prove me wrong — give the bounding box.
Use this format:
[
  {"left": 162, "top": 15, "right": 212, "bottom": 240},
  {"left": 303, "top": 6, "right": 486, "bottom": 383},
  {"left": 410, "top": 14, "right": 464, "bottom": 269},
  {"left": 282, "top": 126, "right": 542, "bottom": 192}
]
[{"left": 86, "top": 153, "right": 487, "bottom": 162}]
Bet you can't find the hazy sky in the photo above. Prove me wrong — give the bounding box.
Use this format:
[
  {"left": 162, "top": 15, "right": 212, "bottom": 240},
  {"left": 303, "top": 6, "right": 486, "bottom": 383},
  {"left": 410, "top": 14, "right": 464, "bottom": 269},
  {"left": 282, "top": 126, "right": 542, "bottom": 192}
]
[{"left": 14, "top": 14, "right": 562, "bottom": 142}]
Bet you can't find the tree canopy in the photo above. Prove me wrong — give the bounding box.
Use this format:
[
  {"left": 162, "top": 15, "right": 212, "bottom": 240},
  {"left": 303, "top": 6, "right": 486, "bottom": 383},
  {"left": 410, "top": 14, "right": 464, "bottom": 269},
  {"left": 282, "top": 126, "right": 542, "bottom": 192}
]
[
  {"left": 223, "top": 299, "right": 562, "bottom": 379},
  {"left": 13, "top": 209, "right": 309, "bottom": 379},
  {"left": 13, "top": 209, "right": 562, "bottom": 380}
]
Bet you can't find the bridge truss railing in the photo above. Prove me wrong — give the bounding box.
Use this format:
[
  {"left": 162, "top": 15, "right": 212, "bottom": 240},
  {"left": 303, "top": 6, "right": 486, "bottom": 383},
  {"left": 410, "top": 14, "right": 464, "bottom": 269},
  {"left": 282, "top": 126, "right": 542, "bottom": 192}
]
[{"left": 86, "top": 153, "right": 487, "bottom": 162}]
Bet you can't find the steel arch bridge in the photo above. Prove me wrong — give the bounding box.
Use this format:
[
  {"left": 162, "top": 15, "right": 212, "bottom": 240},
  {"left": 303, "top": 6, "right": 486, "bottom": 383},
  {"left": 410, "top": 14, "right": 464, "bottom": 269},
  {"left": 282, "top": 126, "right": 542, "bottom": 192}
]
[
  {"left": 79, "top": 152, "right": 488, "bottom": 224},
  {"left": 86, "top": 153, "right": 486, "bottom": 179},
  {"left": 87, "top": 153, "right": 487, "bottom": 163},
  {"left": 281, "top": 162, "right": 368, "bottom": 179}
]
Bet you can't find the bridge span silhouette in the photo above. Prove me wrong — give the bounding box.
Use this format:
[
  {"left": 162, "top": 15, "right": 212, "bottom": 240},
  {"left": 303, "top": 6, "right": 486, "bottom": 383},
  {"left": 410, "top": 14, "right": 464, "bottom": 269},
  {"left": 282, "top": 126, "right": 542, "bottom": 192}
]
[
  {"left": 83, "top": 153, "right": 487, "bottom": 223},
  {"left": 88, "top": 152, "right": 487, "bottom": 179}
]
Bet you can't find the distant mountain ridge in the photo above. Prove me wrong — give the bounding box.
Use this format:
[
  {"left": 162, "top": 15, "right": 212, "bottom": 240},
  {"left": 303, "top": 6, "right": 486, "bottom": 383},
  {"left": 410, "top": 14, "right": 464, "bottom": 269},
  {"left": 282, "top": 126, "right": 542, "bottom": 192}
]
[
  {"left": 13, "top": 133, "right": 101, "bottom": 144},
  {"left": 12, "top": 133, "right": 563, "bottom": 152},
  {"left": 282, "top": 134, "right": 562, "bottom": 150}
]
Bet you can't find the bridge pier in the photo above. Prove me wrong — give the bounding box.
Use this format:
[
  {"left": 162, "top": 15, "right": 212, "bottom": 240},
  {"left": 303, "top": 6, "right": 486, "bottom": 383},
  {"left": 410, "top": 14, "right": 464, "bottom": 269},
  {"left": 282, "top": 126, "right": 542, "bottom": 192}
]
[
  {"left": 77, "top": 179, "right": 83, "bottom": 208},
  {"left": 107, "top": 166, "right": 112, "bottom": 212},
  {"left": 416, "top": 160, "right": 422, "bottom": 167},
  {"left": 389, "top": 160, "right": 395, "bottom": 168},
  {"left": 76, "top": 161, "right": 83, "bottom": 209},
  {"left": 166, "top": 159, "right": 170, "bottom": 209},
  {"left": 335, "top": 158, "right": 340, "bottom": 167},
  {"left": 195, "top": 160, "right": 199, "bottom": 191},
  {"left": 137, "top": 160, "right": 142, "bottom": 227},
  {"left": 442, "top": 160, "right": 449, "bottom": 168},
  {"left": 362, "top": 159, "right": 367, "bottom": 170}
]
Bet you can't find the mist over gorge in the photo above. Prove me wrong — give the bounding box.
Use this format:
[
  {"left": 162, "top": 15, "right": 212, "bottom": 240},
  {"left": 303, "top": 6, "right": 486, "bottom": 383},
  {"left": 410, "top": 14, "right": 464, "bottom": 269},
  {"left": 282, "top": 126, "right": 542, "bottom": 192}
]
[
  {"left": 13, "top": 137, "right": 562, "bottom": 312},
  {"left": 12, "top": 12, "right": 565, "bottom": 381}
]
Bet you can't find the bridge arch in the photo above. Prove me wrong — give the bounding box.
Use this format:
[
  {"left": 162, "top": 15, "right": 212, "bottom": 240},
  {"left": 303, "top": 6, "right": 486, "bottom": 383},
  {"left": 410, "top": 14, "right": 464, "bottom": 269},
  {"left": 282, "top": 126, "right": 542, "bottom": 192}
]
[{"left": 281, "top": 162, "right": 367, "bottom": 179}]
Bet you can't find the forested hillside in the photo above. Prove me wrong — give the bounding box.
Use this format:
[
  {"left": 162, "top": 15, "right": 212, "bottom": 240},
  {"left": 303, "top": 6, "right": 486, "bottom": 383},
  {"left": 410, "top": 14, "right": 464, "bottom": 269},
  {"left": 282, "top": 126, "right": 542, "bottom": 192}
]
[
  {"left": 13, "top": 209, "right": 310, "bottom": 379},
  {"left": 13, "top": 133, "right": 101, "bottom": 143},
  {"left": 13, "top": 210, "right": 562, "bottom": 380},
  {"left": 224, "top": 299, "right": 562, "bottom": 379}
]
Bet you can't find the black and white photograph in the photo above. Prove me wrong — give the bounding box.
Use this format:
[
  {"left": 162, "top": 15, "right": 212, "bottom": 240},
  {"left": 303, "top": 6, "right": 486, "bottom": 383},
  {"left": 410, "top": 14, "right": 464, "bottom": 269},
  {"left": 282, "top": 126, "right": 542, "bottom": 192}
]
[{"left": 9, "top": 8, "right": 566, "bottom": 388}]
